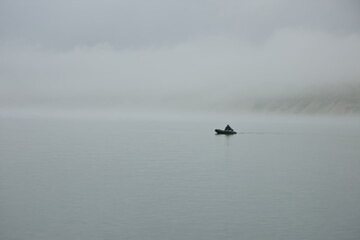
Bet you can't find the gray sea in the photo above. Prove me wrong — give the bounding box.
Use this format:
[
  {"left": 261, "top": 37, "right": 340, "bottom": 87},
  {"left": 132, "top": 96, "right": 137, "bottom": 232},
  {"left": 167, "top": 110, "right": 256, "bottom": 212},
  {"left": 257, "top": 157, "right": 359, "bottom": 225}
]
[{"left": 1, "top": 112, "right": 360, "bottom": 240}]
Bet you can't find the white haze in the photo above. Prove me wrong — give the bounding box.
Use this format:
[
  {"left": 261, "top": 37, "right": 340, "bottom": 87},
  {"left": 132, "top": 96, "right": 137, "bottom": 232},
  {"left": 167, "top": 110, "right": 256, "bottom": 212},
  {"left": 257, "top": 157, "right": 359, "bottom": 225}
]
[{"left": 0, "top": 0, "right": 360, "bottom": 114}]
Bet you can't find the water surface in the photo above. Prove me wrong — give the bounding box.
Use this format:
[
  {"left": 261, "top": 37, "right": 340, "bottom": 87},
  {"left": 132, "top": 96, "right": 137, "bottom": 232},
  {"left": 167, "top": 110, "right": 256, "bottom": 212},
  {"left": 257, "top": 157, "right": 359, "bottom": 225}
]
[{"left": 1, "top": 114, "right": 360, "bottom": 240}]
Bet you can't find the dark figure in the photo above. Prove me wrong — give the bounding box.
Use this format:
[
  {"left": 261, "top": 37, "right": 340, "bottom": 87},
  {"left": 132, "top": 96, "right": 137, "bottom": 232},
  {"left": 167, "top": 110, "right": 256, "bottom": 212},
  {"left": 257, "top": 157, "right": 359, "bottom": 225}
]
[{"left": 225, "top": 124, "right": 233, "bottom": 131}]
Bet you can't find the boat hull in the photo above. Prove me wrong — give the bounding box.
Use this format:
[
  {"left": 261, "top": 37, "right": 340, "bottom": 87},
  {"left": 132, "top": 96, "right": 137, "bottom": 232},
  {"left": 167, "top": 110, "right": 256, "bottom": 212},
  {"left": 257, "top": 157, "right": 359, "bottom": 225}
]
[{"left": 215, "top": 129, "right": 237, "bottom": 135}]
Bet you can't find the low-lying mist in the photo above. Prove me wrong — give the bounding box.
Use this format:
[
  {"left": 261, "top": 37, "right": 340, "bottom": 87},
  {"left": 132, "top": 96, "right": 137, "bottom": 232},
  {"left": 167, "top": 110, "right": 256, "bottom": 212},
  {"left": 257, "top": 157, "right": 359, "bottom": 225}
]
[{"left": 1, "top": 30, "right": 359, "bottom": 116}]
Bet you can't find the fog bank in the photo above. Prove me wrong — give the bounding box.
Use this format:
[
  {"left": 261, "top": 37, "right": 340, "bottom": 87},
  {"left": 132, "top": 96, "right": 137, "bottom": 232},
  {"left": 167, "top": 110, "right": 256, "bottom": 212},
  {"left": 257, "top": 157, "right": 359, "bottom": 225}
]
[{"left": 1, "top": 0, "right": 359, "bottom": 115}]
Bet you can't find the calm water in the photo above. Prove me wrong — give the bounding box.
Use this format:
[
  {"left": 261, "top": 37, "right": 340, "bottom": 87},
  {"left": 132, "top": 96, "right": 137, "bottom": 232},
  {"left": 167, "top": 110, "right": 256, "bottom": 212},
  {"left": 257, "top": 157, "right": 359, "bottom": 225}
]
[{"left": 1, "top": 113, "right": 360, "bottom": 240}]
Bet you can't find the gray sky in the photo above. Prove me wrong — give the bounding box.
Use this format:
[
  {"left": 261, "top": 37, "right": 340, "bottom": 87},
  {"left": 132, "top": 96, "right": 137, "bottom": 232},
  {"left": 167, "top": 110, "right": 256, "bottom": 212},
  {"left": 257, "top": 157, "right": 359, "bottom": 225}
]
[{"left": 1, "top": 0, "right": 360, "bottom": 110}]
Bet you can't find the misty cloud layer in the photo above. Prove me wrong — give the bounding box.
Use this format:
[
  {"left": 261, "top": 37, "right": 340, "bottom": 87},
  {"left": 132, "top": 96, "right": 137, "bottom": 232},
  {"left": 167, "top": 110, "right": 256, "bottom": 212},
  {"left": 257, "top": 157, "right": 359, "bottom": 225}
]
[{"left": 1, "top": 0, "right": 360, "bottom": 113}]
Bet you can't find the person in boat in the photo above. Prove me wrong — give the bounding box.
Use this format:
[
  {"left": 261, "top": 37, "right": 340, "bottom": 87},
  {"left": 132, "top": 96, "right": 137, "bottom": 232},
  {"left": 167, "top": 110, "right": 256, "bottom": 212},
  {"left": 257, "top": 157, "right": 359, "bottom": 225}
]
[{"left": 225, "top": 124, "right": 233, "bottom": 131}]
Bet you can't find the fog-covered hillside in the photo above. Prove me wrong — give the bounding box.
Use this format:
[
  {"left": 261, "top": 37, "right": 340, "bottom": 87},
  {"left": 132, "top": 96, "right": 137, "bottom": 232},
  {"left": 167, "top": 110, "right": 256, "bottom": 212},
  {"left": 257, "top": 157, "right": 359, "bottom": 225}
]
[
  {"left": 240, "top": 82, "right": 360, "bottom": 115},
  {"left": 164, "top": 81, "right": 360, "bottom": 115}
]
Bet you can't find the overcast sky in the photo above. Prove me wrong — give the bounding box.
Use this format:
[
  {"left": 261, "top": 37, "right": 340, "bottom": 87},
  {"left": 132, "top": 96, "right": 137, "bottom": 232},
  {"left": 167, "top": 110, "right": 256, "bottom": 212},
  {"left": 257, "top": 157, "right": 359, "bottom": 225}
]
[{"left": 1, "top": 0, "right": 360, "bottom": 109}]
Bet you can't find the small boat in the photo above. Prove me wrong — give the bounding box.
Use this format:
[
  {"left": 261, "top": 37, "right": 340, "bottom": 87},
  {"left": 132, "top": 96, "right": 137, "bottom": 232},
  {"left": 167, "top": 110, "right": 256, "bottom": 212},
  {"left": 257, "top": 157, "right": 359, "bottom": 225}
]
[{"left": 215, "top": 129, "right": 237, "bottom": 135}]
